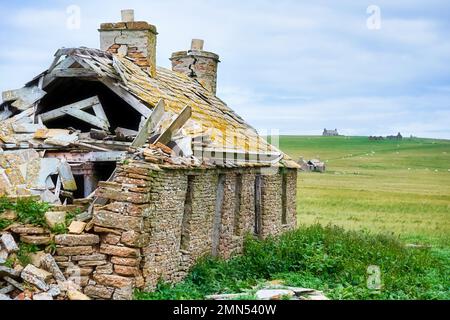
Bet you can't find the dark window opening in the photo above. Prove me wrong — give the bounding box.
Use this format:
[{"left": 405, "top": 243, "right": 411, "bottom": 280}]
[
  {"left": 254, "top": 175, "right": 262, "bottom": 237},
  {"left": 181, "top": 176, "right": 195, "bottom": 251},
  {"left": 282, "top": 172, "right": 288, "bottom": 225},
  {"left": 233, "top": 174, "right": 243, "bottom": 236},
  {"left": 37, "top": 78, "right": 144, "bottom": 134},
  {"left": 69, "top": 161, "right": 116, "bottom": 200},
  {"left": 72, "top": 175, "right": 86, "bottom": 199}
]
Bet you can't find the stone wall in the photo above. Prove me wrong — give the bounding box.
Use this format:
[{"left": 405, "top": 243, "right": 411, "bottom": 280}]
[
  {"left": 38, "top": 161, "right": 298, "bottom": 299},
  {"left": 260, "top": 169, "right": 298, "bottom": 238}
]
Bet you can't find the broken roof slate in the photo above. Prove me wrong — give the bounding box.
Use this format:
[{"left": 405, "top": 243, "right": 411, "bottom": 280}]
[{"left": 52, "top": 48, "right": 279, "bottom": 155}]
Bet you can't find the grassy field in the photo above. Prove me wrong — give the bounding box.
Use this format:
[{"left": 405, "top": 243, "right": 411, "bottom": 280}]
[
  {"left": 280, "top": 136, "right": 450, "bottom": 247},
  {"left": 136, "top": 136, "right": 450, "bottom": 300}
]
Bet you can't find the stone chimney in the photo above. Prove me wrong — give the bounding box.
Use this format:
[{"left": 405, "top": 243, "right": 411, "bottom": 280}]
[
  {"left": 99, "top": 9, "right": 158, "bottom": 77},
  {"left": 170, "top": 39, "right": 220, "bottom": 95}
]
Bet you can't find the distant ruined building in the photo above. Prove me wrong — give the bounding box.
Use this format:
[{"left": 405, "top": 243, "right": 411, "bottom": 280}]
[
  {"left": 387, "top": 133, "right": 403, "bottom": 140},
  {"left": 323, "top": 128, "right": 339, "bottom": 137}
]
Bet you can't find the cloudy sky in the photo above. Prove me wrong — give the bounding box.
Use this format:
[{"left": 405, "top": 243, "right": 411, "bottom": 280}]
[{"left": 1, "top": 0, "right": 449, "bottom": 138}]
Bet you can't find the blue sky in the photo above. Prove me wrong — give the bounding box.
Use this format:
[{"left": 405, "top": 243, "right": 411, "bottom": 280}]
[{"left": 1, "top": 0, "right": 449, "bottom": 138}]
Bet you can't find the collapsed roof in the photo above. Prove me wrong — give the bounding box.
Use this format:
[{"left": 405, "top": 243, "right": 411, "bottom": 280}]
[{"left": 0, "top": 20, "right": 298, "bottom": 205}]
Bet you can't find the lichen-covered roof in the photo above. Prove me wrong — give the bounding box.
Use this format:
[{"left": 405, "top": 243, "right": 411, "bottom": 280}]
[{"left": 59, "top": 48, "right": 284, "bottom": 157}]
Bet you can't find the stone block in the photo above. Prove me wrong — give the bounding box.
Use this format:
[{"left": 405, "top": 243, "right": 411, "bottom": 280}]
[
  {"left": 33, "top": 292, "right": 53, "bottom": 300},
  {"left": 20, "top": 235, "right": 52, "bottom": 245},
  {"left": 41, "top": 253, "right": 66, "bottom": 282},
  {"left": 78, "top": 260, "right": 107, "bottom": 267},
  {"left": 10, "top": 226, "right": 46, "bottom": 235},
  {"left": 103, "top": 234, "right": 121, "bottom": 245},
  {"left": 56, "top": 246, "right": 93, "bottom": 256},
  {"left": 1, "top": 233, "right": 19, "bottom": 252},
  {"left": 99, "top": 244, "right": 140, "bottom": 258},
  {"left": 110, "top": 256, "right": 141, "bottom": 267},
  {"left": 21, "top": 265, "right": 52, "bottom": 291},
  {"left": 55, "top": 234, "right": 100, "bottom": 246},
  {"left": 120, "top": 231, "right": 149, "bottom": 248},
  {"left": 93, "top": 211, "right": 144, "bottom": 232},
  {"left": 68, "top": 221, "right": 86, "bottom": 234},
  {"left": 71, "top": 254, "right": 107, "bottom": 262},
  {"left": 84, "top": 285, "right": 114, "bottom": 299},
  {"left": 44, "top": 211, "right": 66, "bottom": 229},
  {"left": 67, "top": 290, "right": 91, "bottom": 300},
  {"left": 114, "top": 265, "right": 140, "bottom": 277},
  {"left": 93, "top": 274, "right": 133, "bottom": 289},
  {"left": 96, "top": 263, "right": 113, "bottom": 275},
  {"left": 0, "top": 265, "right": 21, "bottom": 278}
]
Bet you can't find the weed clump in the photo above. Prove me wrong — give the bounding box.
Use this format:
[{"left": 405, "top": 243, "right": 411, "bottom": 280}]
[{"left": 136, "top": 225, "right": 449, "bottom": 300}]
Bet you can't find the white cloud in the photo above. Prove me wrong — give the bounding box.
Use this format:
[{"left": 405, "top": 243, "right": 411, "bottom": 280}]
[{"left": 0, "top": 0, "right": 449, "bottom": 138}]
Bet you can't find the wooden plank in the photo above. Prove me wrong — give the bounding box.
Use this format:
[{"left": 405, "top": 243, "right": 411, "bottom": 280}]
[
  {"left": 64, "top": 107, "right": 109, "bottom": 131},
  {"left": 39, "top": 96, "right": 100, "bottom": 122},
  {"left": 73, "top": 142, "right": 111, "bottom": 152},
  {"left": 0, "top": 106, "right": 13, "bottom": 121},
  {"left": 148, "top": 99, "right": 166, "bottom": 131},
  {"left": 92, "top": 103, "right": 110, "bottom": 126},
  {"left": 131, "top": 99, "right": 165, "bottom": 148},
  {"left": 100, "top": 78, "right": 151, "bottom": 118},
  {"left": 51, "top": 68, "right": 98, "bottom": 78},
  {"left": 3, "top": 86, "right": 46, "bottom": 111},
  {"left": 46, "top": 151, "right": 126, "bottom": 163},
  {"left": 49, "top": 56, "right": 76, "bottom": 72},
  {"left": 42, "top": 74, "right": 56, "bottom": 89},
  {"left": 12, "top": 123, "right": 45, "bottom": 133},
  {"left": 155, "top": 105, "right": 192, "bottom": 146}
]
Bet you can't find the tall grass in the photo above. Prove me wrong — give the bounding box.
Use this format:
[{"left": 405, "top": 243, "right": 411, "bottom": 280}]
[{"left": 136, "top": 225, "right": 449, "bottom": 300}]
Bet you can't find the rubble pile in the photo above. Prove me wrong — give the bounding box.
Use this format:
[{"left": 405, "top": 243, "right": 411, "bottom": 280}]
[
  {"left": 0, "top": 230, "right": 92, "bottom": 300},
  {"left": 206, "top": 281, "right": 329, "bottom": 301},
  {"left": 0, "top": 193, "right": 144, "bottom": 300}
]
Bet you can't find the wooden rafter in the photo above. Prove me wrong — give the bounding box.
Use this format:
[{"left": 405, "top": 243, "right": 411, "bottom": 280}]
[
  {"left": 155, "top": 105, "right": 192, "bottom": 146},
  {"left": 131, "top": 99, "right": 166, "bottom": 148}
]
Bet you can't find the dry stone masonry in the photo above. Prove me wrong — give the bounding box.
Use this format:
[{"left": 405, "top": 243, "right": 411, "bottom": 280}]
[{"left": 0, "top": 9, "right": 300, "bottom": 300}]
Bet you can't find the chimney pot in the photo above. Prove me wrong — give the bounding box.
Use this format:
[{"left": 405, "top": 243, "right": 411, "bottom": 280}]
[
  {"left": 170, "top": 39, "right": 220, "bottom": 95},
  {"left": 121, "top": 9, "right": 135, "bottom": 22},
  {"left": 191, "top": 39, "right": 204, "bottom": 51}
]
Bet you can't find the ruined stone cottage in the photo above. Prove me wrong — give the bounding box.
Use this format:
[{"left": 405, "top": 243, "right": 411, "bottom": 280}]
[
  {"left": 0, "top": 10, "right": 299, "bottom": 300},
  {"left": 322, "top": 129, "right": 339, "bottom": 137}
]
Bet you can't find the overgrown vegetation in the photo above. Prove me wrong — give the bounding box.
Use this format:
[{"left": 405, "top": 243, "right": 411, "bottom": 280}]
[
  {"left": 0, "top": 197, "right": 81, "bottom": 233},
  {"left": 17, "top": 243, "right": 39, "bottom": 266},
  {"left": 136, "top": 225, "right": 449, "bottom": 300},
  {"left": 280, "top": 136, "right": 450, "bottom": 246},
  {"left": 50, "top": 208, "right": 81, "bottom": 234},
  {"left": 0, "top": 197, "right": 49, "bottom": 227},
  {"left": 0, "top": 218, "right": 13, "bottom": 230}
]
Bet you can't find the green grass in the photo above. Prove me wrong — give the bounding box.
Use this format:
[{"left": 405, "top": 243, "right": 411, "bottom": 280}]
[
  {"left": 279, "top": 136, "right": 450, "bottom": 247},
  {"left": 136, "top": 135, "right": 449, "bottom": 301},
  {"left": 136, "top": 225, "right": 449, "bottom": 300}
]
